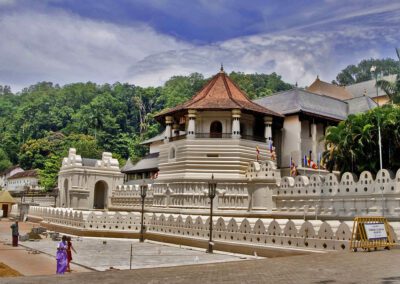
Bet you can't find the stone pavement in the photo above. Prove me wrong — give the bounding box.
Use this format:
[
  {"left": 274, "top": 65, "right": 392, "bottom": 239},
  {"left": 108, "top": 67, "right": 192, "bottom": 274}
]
[
  {"left": 0, "top": 219, "right": 90, "bottom": 277},
  {"left": 19, "top": 237, "right": 248, "bottom": 271},
  {"left": 2, "top": 248, "right": 400, "bottom": 284}
]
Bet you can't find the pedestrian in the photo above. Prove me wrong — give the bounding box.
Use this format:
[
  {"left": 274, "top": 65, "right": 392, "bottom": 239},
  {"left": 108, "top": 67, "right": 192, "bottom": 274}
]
[
  {"left": 56, "top": 235, "right": 68, "bottom": 274},
  {"left": 66, "top": 236, "right": 77, "bottom": 272},
  {"left": 10, "top": 221, "right": 19, "bottom": 247}
]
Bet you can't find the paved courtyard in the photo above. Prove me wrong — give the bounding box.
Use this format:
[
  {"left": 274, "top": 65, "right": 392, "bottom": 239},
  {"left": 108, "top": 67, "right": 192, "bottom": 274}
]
[
  {"left": 17, "top": 237, "right": 249, "bottom": 271},
  {"left": 2, "top": 219, "right": 400, "bottom": 283},
  {"left": 2, "top": 248, "right": 400, "bottom": 284},
  {"left": 0, "top": 219, "right": 252, "bottom": 274}
]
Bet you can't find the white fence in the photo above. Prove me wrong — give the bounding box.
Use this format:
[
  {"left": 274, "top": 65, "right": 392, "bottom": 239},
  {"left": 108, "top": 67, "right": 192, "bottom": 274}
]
[{"left": 27, "top": 206, "right": 400, "bottom": 251}]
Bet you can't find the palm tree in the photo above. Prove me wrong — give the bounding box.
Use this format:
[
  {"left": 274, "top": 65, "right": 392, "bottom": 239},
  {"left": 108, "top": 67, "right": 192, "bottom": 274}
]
[{"left": 376, "top": 48, "right": 400, "bottom": 103}]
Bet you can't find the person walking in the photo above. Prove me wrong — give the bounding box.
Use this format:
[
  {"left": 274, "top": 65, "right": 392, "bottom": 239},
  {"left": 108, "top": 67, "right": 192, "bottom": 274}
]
[
  {"left": 56, "top": 235, "right": 68, "bottom": 274},
  {"left": 66, "top": 236, "right": 77, "bottom": 272},
  {"left": 10, "top": 221, "right": 19, "bottom": 247}
]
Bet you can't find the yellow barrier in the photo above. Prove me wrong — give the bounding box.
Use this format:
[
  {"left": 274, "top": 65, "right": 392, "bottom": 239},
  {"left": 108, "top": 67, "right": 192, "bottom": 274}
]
[{"left": 350, "top": 216, "right": 395, "bottom": 252}]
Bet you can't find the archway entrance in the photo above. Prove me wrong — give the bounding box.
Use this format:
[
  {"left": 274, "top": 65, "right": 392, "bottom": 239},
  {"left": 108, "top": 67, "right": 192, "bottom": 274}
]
[
  {"left": 63, "top": 179, "right": 69, "bottom": 207},
  {"left": 2, "top": 204, "right": 8, "bottom": 217},
  {"left": 94, "top": 181, "right": 108, "bottom": 209},
  {"left": 210, "top": 121, "right": 222, "bottom": 138}
]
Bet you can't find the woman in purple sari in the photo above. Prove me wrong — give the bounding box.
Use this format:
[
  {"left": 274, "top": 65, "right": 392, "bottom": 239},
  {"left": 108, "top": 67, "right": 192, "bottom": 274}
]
[{"left": 56, "top": 235, "right": 68, "bottom": 274}]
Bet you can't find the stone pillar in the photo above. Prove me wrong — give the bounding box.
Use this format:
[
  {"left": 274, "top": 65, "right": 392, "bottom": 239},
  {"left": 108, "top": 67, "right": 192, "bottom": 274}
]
[
  {"left": 164, "top": 116, "right": 173, "bottom": 142},
  {"left": 172, "top": 123, "right": 180, "bottom": 137},
  {"left": 311, "top": 122, "right": 317, "bottom": 162},
  {"left": 231, "top": 109, "right": 241, "bottom": 139},
  {"left": 264, "top": 116, "right": 273, "bottom": 142},
  {"left": 187, "top": 109, "right": 196, "bottom": 139}
]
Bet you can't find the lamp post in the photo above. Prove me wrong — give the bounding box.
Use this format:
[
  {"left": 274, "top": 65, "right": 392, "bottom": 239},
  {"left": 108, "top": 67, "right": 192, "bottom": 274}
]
[
  {"left": 207, "top": 174, "right": 217, "bottom": 253},
  {"left": 370, "top": 65, "right": 384, "bottom": 216},
  {"left": 139, "top": 180, "right": 148, "bottom": 242}
]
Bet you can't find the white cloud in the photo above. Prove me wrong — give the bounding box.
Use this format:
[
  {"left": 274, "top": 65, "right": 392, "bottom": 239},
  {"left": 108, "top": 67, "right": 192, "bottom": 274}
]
[
  {"left": 0, "top": 9, "right": 191, "bottom": 90},
  {"left": 0, "top": 0, "right": 16, "bottom": 5},
  {"left": 127, "top": 26, "right": 398, "bottom": 87},
  {"left": 0, "top": 5, "right": 399, "bottom": 92}
]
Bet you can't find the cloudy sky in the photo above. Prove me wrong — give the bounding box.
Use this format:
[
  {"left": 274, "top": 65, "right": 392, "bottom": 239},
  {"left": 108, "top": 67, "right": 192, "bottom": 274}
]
[{"left": 0, "top": 0, "right": 399, "bottom": 91}]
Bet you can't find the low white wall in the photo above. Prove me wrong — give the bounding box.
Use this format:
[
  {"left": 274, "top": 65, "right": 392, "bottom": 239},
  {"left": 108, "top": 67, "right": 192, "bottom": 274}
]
[
  {"left": 274, "top": 169, "right": 400, "bottom": 218},
  {"left": 27, "top": 206, "right": 399, "bottom": 252}
]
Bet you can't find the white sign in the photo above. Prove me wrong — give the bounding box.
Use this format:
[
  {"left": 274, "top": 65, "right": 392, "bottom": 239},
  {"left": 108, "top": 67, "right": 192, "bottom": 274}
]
[{"left": 364, "top": 223, "right": 387, "bottom": 240}]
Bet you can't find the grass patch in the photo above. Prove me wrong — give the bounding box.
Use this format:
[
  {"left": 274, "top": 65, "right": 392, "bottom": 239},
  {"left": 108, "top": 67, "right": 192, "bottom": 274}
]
[{"left": 0, "top": 263, "right": 22, "bottom": 277}]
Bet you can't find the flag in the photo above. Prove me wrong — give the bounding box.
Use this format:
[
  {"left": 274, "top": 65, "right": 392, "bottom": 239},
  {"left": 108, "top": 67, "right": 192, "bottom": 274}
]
[
  {"left": 317, "top": 152, "right": 322, "bottom": 169},
  {"left": 306, "top": 150, "right": 318, "bottom": 169},
  {"left": 256, "top": 145, "right": 260, "bottom": 161},
  {"left": 269, "top": 140, "right": 276, "bottom": 160},
  {"left": 290, "top": 156, "right": 298, "bottom": 176}
]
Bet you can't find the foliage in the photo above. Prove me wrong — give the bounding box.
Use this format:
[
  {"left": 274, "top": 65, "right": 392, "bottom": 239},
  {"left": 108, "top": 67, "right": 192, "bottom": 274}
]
[
  {"left": 376, "top": 74, "right": 400, "bottom": 103},
  {"left": 228, "top": 72, "right": 292, "bottom": 99},
  {"left": 334, "top": 58, "right": 399, "bottom": 86},
  {"left": 0, "top": 148, "right": 12, "bottom": 172},
  {"left": 323, "top": 105, "right": 400, "bottom": 176}
]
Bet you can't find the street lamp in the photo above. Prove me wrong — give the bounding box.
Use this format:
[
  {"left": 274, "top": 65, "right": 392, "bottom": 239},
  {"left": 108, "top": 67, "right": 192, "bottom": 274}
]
[
  {"left": 370, "top": 65, "right": 384, "bottom": 216},
  {"left": 207, "top": 174, "right": 217, "bottom": 253},
  {"left": 139, "top": 180, "right": 148, "bottom": 242}
]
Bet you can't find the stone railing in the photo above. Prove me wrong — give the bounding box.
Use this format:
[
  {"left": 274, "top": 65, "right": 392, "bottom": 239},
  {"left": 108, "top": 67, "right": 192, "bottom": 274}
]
[
  {"left": 27, "top": 206, "right": 400, "bottom": 252},
  {"left": 110, "top": 184, "right": 154, "bottom": 210},
  {"left": 273, "top": 169, "right": 400, "bottom": 218}
]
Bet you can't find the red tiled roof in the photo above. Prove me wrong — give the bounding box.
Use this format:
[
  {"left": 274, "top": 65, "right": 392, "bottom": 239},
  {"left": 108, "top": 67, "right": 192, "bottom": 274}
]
[
  {"left": 307, "top": 77, "right": 353, "bottom": 100},
  {"left": 8, "top": 169, "right": 38, "bottom": 180},
  {"left": 156, "top": 70, "right": 283, "bottom": 119}
]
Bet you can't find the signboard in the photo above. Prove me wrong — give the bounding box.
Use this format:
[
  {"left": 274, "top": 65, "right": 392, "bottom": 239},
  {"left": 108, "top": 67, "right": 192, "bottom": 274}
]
[
  {"left": 364, "top": 223, "right": 387, "bottom": 240},
  {"left": 350, "top": 217, "right": 395, "bottom": 252}
]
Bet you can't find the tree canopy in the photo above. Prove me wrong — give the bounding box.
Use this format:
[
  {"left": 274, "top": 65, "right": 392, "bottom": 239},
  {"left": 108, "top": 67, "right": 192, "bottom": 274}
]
[
  {"left": 323, "top": 105, "right": 400, "bottom": 176},
  {"left": 334, "top": 58, "right": 399, "bottom": 86}
]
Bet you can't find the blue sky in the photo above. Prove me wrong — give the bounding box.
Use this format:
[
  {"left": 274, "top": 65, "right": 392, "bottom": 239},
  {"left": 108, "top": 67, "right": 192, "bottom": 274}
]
[{"left": 0, "top": 0, "right": 399, "bottom": 91}]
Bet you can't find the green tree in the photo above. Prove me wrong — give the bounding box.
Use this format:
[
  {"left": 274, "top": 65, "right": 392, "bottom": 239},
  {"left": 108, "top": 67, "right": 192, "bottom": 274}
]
[
  {"left": 335, "top": 58, "right": 399, "bottom": 86},
  {"left": 229, "top": 72, "right": 292, "bottom": 99},
  {"left": 0, "top": 148, "right": 12, "bottom": 172},
  {"left": 323, "top": 105, "right": 400, "bottom": 175}
]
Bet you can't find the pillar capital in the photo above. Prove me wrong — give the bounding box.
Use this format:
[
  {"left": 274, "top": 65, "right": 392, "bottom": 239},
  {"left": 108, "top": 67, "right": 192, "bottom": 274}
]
[
  {"left": 264, "top": 116, "right": 273, "bottom": 125},
  {"left": 188, "top": 109, "right": 197, "bottom": 118},
  {"left": 165, "top": 116, "right": 173, "bottom": 125},
  {"left": 231, "top": 109, "right": 241, "bottom": 118}
]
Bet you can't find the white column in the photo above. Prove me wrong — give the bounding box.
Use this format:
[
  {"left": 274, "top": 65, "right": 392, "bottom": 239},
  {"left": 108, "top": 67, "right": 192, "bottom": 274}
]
[
  {"left": 172, "top": 123, "right": 179, "bottom": 137},
  {"left": 231, "top": 109, "right": 241, "bottom": 139},
  {"left": 164, "top": 116, "right": 173, "bottom": 142},
  {"left": 311, "top": 122, "right": 317, "bottom": 162},
  {"left": 264, "top": 116, "right": 273, "bottom": 142},
  {"left": 187, "top": 109, "right": 196, "bottom": 139}
]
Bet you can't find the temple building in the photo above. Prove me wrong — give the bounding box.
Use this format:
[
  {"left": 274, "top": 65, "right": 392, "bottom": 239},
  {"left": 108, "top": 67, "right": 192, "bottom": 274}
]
[{"left": 58, "top": 69, "right": 377, "bottom": 214}]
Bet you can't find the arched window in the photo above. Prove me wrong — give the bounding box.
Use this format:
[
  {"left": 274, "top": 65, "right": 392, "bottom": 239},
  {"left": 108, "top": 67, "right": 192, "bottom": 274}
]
[
  {"left": 210, "top": 121, "right": 222, "bottom": 138},
  {"left": 169, "top": 147, "right": 176, "bottom": 159}
]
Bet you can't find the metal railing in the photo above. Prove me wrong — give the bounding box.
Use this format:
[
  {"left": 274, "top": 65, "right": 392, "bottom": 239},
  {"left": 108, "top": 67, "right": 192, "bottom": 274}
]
[{"left": 195, "top": 133, "right": 232, "bottom": 139}]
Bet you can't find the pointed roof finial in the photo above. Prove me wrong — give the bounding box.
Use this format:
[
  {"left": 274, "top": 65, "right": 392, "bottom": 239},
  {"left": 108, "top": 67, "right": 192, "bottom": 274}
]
[
  {"left": 220, "top": 63, "right": 224, "bottom": 73},
  {"left": 316, "top": 75, "right": 320, "bottom": 80}
]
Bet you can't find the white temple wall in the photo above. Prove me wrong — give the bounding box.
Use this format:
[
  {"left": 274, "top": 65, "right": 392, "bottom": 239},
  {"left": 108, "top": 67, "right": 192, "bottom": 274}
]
[
  {"left": 157, "top": 138, "right": 270, "bottom": 181},
  {"left": 58, "top": 149, "right": 124, "bottom": 210},
  {"left": 149, "top": 141, "right": 162, "bottom": 154},
  {"left": 27, "top": 205, "right": 400, "bottom": 252},
  {"left": 196, "top": 111, "right": 232, "bottom": 134},
  {"left": 273, "top": 169, "right": 400, "bottom": 218},
  {"left": 281, "top": 115, "right": 302, "bottom": 167}
]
